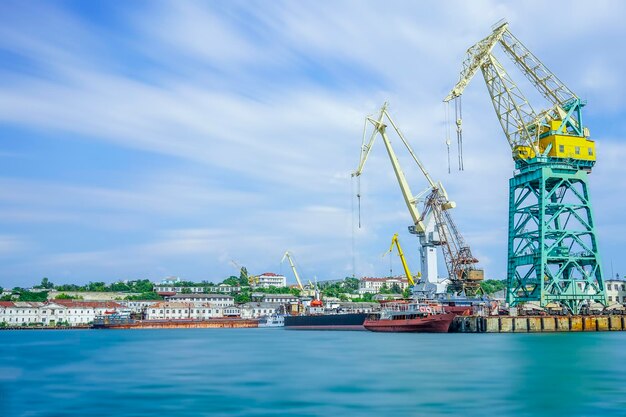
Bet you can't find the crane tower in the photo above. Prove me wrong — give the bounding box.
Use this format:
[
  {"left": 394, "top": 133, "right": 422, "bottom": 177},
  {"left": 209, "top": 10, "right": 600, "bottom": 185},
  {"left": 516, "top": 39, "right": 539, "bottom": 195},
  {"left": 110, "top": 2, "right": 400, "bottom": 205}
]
[
  {"left": 353, "top": 103, "right": 483, "bottom": 295},
  {"left": 445, "top": 21, "right": 605, "bottom": 313}
]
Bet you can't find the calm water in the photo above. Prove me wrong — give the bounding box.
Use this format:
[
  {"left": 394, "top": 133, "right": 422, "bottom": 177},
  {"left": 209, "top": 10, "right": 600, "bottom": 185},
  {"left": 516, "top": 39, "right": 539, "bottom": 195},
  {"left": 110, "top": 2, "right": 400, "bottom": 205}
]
[{"left": 1, "top": 329, "right": 625, "bottom": 417}]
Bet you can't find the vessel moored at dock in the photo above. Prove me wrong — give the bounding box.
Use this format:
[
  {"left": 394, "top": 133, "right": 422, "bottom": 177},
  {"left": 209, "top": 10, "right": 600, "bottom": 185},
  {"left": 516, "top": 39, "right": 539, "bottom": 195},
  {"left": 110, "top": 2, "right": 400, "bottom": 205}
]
[{"left": 364, "top": 302, "right": 456, "bottom": 333}]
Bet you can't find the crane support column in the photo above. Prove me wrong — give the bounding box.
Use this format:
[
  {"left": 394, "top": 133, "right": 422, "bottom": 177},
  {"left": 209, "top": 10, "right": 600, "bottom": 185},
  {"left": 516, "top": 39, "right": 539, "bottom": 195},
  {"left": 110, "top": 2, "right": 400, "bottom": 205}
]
[{"left": 507, "top": 160, "right": 605, "bottom": 313}]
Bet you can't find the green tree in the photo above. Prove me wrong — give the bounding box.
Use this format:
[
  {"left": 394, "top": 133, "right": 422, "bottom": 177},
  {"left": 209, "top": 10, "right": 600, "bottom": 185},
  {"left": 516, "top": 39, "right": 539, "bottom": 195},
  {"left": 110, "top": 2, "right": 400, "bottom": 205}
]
[
  {"left": 54, "top": 293, "right": 83, "bottom": 300},
  {"left": 17, "top": 291, "right": 48, "bottom": 302},
  {"left": 480, "top": 279, "right": 506, "bottom": 295},
  {"left": 235, "top": 291, "right": 251, "bottom": 304},
  {"left": 110, "top": 281, "right": 130, "bottom": 292},
  {"left": 37, "top": 277, "right": 54, "bottom": 289},
  {"left": 342, "top": 277, "right": 360, "bottom": 293},
  {"left": 402, "top": 287, "right": 412, "bottom": 298},
  {"left": 181, "top": 288, "right": 192, "bottom": 294},
  {"left": 87, "top": 282, "right": 108, "bottom": 292},
  {"left": 125, "top": 292, "right": 163, "bottom": 301},
  {"left": 55, "top": 283, "right": 82, "bottom": 292},
  {"left": 379, "top": 283, "right": 392, "bottom": 294},
  {"left": 239, "top": 267, "right": 250, "bottom": 286},
  {"left": 361, "top": 292, "right": 374, "bottom": 302},
  {"left": 129, "top": 280, "right": 154, "bottom": 293},
  {"left": 222, "top": 276, "right": 240, "bottom": 286},
  {"left": 390, "top": 283, "right": 402, "bottom": 294}
]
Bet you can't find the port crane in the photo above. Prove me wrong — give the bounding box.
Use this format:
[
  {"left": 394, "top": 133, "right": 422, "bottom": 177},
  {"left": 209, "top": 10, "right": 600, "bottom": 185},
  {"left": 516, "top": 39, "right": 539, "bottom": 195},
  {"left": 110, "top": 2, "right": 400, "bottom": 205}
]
[
  {"left": 230, "top": 260, "right": 258, "bottom": 286},
  {"left": 384, "top": 233, "right": 416, "bottom": 287},
  {"left": 353, "top": 103, "right": 483, "bottom": 295},
  {"left": 445, "top": 20, "right": 605, "bottom": 313},
  {"left": 281, "top": 251, "right": 314, "bottom": 296}
]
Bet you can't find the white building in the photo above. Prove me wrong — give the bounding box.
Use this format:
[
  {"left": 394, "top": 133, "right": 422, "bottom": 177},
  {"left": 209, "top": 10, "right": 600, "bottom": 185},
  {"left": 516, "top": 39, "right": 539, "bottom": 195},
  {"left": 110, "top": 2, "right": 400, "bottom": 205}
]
[
  {"left": 240, "top": 302, "right": 282, "bottom": 319},
  {"left": 165, "top": 293, "right": 234, "bottom": 307},
  {"left": 155, "top": 284, "right": 240, "bottom": 296},
  {"left": 0, "top": 300, "right": 123, "bottom": 326},
  {"left": 605, "top": 278, "right": 626, "bottom": 305},
  {"left": 119, "top": 300, "right": 159, "bottom": 314},
  {"left": 254, "top": 273, "right": 287, "bottom": 289},
  {"left": 262, "top": 293, "right": 299, "bottom": 304},
  {"left": 145, "top": 302, "right": 224, "bottom": 320},
  {"left": 358, "top": 277, "right": 410, "bottom": 294}
]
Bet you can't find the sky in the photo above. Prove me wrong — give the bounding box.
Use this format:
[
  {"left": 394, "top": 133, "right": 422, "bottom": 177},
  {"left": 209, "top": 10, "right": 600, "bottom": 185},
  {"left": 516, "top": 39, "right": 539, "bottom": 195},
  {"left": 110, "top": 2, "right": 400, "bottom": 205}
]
[{"left": 1, "top": 0, "right": 625, "bottom": 288}]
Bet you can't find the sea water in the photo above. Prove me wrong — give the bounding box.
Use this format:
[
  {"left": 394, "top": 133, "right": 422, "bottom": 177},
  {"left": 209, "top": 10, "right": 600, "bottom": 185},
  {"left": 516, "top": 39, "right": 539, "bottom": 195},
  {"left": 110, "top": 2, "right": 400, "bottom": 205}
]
[{"left": 1, "top": 329, "right": 625, "bottom": 416}]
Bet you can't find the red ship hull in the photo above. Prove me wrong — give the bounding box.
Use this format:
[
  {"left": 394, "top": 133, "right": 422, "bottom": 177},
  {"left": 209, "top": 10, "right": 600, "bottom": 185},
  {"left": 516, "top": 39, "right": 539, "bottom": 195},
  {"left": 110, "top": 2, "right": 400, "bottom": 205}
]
[
  {"left": 363, "top": 312, "right": 456, "bottom": 333},
  {"left": 442, "top": 305, "right": 471, "bottom": 316}
]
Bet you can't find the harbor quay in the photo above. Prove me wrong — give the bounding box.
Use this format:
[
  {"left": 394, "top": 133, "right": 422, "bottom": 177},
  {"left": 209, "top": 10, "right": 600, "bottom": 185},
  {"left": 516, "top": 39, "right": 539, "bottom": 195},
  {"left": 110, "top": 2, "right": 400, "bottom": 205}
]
[{"left": 451, "top": 315, "right": 626, "bottom": 333}]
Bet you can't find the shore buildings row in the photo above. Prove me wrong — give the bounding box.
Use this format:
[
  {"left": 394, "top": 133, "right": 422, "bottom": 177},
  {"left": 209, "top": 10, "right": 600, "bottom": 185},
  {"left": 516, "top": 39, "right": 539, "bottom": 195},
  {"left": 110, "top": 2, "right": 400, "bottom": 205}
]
[{"left": 3, "top": 276, "right": 624, "bottom": 327}]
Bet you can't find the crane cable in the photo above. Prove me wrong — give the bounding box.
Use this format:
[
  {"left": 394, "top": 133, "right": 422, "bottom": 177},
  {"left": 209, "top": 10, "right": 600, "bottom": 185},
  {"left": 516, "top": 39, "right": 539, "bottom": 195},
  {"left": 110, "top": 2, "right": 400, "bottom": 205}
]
[
  {"left": 445, "top": 101, "right": 452, "bottom": 174},
  {"left": 455, "top": 96, "right": 464, "bottom": 171},
  {"left": 350, "top": 175, "right": 356, "bottom": 279}
]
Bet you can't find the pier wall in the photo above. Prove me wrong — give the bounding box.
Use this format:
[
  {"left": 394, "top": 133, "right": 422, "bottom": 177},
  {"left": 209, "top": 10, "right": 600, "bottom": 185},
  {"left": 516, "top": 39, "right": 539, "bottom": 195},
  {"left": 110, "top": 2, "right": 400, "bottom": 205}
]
[{"left": 451, "top": 315, "right": 626, "bottom": 333}]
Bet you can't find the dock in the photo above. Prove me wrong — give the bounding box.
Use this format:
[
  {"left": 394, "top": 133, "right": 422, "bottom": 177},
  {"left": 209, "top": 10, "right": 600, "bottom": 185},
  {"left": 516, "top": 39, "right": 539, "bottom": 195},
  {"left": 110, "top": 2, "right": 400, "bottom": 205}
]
[{"left": 451, "top": 315, "right": 626, "bottom": 333}]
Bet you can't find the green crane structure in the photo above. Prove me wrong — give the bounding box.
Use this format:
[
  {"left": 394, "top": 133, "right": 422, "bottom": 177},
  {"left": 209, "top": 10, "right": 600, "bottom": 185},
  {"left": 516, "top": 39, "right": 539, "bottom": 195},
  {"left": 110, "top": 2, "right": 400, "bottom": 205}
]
[{"left": 445, "top": 20, "right": 605, "bottom": 313}]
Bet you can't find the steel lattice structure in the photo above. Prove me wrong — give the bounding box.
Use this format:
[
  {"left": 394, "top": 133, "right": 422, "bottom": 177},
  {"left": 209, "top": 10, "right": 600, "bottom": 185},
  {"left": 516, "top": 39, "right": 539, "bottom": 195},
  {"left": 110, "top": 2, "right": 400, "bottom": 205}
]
[{"left": 445, "top": 21, "right": 605, "bottom": 313}]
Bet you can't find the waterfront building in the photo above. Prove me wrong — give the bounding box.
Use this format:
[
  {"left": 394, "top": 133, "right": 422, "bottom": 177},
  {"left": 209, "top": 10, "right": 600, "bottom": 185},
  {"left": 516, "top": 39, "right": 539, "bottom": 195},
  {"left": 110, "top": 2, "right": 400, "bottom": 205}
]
[
  {"left": 240, "top": 302, "right": 282, "bottom": 319},
  {"left": 0, "top": 301, "right": 45, "bottom": 326},
  {"left": 154, "top": 284, "right": 241, "bottom": 296},
  {"left": 119, "top": 300, "right": 159, "bottom": 315},
  {"left": 49, "top": 300, "right": 123, "bottom": 325},
  {"left": 605, "top": 277, "right": 626, "bottom": 304},
  {"left": 373, "top": 294, "right": 404, "bottom": 301},
  {"left": 261, "top": 293, "right": 298, "bottom": 304},
  {"left": 0, "top": 300, "right": 122, "bottom": 326},
  {"left": 358, "top": 277, "right": 410, "bottom": 294},
  {"left": 145, "top": 302, "right": 224, "bottom": 320},
  {"left": 165, "top": 293, "right": 234, "bottom": 307},
  {"left": 254, "top": 273, "right": 287, "bottom": 289},
  {"left": 222, "top": 306, "right": 241, "bottom": 317}
]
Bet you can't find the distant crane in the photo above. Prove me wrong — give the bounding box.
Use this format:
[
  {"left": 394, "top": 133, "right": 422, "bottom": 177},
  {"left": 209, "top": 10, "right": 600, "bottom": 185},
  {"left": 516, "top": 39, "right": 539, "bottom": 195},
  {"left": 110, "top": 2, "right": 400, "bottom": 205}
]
[
  {"left": 230, "top": 260, "right": 258, "bottom": 286},
  {"left": 444, "top": 20, "right": 605, "bottom": 313},
  {"left": 353, "top": 102, "right": 483, "bottom": 295},
  {"left": 384, "top": 233, "right": 417, "bottom": 287},
  {"left": 281, "top": 251, "right": 309, "bottom": 295}
]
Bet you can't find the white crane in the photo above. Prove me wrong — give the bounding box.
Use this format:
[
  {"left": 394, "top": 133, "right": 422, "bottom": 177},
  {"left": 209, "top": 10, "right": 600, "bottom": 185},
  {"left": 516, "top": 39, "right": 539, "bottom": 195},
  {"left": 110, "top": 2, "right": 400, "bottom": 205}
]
[
  {"left": 281, "top": 251, "right": 306, "bottom": 293},
  {"left": 352, "top": 103, "right": 454, "bottom": 294}
]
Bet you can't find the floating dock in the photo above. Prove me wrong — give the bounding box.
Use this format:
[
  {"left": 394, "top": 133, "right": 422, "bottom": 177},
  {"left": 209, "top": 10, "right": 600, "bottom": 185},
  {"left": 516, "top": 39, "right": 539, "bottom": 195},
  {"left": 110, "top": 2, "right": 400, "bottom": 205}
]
[{"left": 451, "top": 315, "right": 626, "bottom": 333}]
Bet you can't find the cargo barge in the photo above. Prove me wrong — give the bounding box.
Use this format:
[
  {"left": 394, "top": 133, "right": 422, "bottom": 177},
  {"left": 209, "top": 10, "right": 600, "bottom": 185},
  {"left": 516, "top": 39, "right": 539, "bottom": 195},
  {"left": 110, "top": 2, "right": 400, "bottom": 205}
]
[
  {"left": 92, "top": 317, "right": 258, "bottom": 329},
  {"left": 284, "top": 313, "right": 368, "bottom": 330}
]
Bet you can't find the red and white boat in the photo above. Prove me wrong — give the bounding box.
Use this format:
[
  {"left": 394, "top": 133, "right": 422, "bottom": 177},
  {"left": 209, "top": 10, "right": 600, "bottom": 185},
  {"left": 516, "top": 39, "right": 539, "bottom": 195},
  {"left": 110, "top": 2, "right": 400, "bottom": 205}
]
[{"left": 363, "top": 302, "right": 456, "bottom": 333}]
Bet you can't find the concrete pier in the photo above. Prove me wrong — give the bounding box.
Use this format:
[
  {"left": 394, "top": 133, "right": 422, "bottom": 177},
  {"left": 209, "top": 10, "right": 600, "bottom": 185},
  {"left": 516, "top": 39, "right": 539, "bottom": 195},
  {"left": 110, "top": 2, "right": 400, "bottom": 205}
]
[{"left": 450, "top": 315, "right": 626, "bottom": 333}]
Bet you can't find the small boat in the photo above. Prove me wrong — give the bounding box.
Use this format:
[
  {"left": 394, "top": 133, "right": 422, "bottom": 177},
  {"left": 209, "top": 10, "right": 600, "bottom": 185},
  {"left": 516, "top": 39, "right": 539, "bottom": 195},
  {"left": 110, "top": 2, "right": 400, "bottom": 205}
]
[
  {"left": 363, "top": 302, "right": 455, "bottom": 333},
  {"left": 258, "top": 314, "right": 285, "bottom": 328}
]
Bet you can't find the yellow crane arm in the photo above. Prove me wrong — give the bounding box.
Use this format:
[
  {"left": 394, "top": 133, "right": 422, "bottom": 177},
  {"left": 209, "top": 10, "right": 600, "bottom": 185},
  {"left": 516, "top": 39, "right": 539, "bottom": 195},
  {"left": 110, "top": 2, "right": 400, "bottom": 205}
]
[
  {"left": 352, "top": 103, "right": 428, "bottom": 233},
  {"left": 385, "top": 233, "right": 415, "bottom": 286},
  {"left": 444, "top": 21, "right": 509, "bottom": 102},
  {"left": 281, "top": 251, "right": 305, "bottom": 291}
]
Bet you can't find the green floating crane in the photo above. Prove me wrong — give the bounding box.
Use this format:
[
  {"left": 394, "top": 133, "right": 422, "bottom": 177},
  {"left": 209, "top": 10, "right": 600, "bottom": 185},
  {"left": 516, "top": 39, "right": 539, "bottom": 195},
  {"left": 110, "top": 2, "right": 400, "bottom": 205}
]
[{"left": 445, "top": 20, "right": 605, "bottom": 313}]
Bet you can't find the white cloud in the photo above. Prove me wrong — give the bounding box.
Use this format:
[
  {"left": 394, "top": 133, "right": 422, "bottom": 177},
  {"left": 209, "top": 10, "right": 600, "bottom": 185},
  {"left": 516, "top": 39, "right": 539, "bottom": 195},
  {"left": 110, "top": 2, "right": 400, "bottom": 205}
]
[{"left": 1, "top": 1, "right": 626, "bottom": 285}]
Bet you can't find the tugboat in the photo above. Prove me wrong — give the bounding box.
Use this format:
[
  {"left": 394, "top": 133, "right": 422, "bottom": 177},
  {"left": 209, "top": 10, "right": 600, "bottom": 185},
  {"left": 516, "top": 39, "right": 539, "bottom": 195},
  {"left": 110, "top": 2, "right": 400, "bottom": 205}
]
[{"left": 363, "top": 302, "right": 455, "bottom": 333}]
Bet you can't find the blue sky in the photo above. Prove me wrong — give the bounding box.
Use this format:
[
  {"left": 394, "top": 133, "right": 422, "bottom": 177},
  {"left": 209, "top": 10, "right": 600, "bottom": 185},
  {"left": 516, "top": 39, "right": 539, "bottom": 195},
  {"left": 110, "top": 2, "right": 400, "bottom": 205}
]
[{"left": 1, "top": 0, "right": 625, "bottom": 288}]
